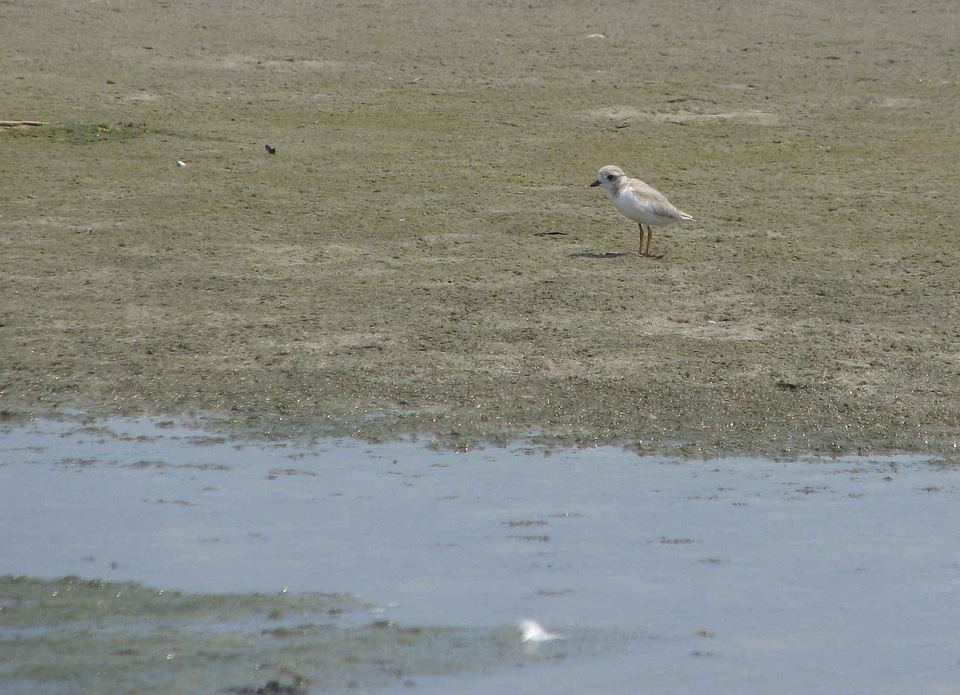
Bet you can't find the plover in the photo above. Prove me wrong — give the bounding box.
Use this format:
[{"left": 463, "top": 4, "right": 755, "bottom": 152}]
[{"left": 590, "top": 165, "right": 695, "bottom": 256}]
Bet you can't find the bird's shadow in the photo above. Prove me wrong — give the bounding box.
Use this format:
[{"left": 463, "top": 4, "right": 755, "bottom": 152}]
[
  {"left": 569, "top": 251, "right": 664, "bottom": 260},
  {"left": 569, "top": 250, "right": 630, "bottom": 259}
]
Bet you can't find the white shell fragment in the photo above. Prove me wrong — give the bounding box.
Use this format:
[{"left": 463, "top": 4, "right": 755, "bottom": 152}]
[{"left": 518, "top": 619, "right": 563, "bottom": 643}]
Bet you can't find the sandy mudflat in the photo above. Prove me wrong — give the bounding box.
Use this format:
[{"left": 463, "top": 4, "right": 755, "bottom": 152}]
[{"left": 2, "top": 0, "right": 959, "bottom": 455}]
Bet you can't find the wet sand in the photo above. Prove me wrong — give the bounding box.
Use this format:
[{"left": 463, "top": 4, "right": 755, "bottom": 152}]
[
  {"left": 2, "top": 417, "right": 959, "bottom": 693},
  {"left": 2, "top": 0, "right": 959, "bottom": 455}
]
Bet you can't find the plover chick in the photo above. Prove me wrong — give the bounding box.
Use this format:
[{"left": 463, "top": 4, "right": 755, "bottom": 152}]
[{"left": 590, "top": 164, "right": 695, "bottom": 256}]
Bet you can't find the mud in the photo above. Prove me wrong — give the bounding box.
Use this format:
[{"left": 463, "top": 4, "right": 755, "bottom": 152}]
[
  {"left": 2, "top": 0, "right": 959, "bottom": 455},
  {"left": 0, "top": 576, "right": 568, "bottom": 695}
]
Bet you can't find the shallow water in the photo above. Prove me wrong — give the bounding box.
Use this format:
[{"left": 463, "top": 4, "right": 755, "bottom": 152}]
[{"left": 2, "top": 416, "right": 959, "bottom": 693}]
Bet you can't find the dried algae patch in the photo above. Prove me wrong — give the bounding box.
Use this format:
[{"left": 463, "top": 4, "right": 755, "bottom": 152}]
[{"left": 0, "top": 121, "right": 149, "bottom": 144}]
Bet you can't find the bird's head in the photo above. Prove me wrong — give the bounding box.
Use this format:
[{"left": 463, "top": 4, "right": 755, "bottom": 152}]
[{"left": 590, "top": 165, "right": 626, "bottom": 189}]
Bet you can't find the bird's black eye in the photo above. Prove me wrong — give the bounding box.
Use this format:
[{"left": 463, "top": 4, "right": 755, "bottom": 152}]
[{"left": 606, "top": 174, "right": 615, "bottom": 181}]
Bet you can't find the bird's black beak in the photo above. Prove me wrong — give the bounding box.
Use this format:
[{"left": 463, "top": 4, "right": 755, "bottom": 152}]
[{"left": 589, "top": 180, "right": 600, "bottom": 187}]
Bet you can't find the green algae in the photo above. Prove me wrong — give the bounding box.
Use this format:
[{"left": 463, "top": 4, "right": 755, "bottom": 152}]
[{"left": 0, "top": 576, "right": 550, "bottom": 694}]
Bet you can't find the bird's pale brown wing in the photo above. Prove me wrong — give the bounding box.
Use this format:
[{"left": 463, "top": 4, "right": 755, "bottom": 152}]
[
  {"left": 623, "top": 178, "right": 692, "bottom": 222},
  {"left": 625, "top": 177, "right": 672, "bottom": 205}
]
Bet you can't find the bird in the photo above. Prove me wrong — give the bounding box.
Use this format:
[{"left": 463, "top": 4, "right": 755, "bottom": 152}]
[{"left": 590, "top": 165, "right": 695, "bottom": 256}]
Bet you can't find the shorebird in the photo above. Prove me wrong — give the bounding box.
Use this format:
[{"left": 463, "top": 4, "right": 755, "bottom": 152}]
[{"left": 590, "top": 165, "right": 695, "bottom": 256}]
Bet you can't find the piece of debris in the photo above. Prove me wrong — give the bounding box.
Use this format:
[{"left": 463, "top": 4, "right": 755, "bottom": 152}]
[
  {"left": 518, "top": 619, "right": 563, "bottom": 643},
  {"left": 176, "top": 160, "right": 187, "bottom": 168},
  {"left": 265, "top": 144, "right": 277, "bottom": 155}
]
